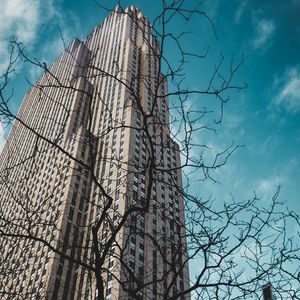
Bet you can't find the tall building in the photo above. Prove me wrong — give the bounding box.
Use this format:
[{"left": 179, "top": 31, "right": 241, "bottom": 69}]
[{"left": 0, "top": 5, "right": 190, "bottom": 299}]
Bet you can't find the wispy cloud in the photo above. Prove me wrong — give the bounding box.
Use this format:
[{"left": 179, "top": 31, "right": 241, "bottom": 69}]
[
  {"left": 0, "top": 0, "right": 41, "bottom": 43},
  {"left": 273, "top": 67, "right": 300, "bottom": 113},
  {"left": 252, "top": 18, "right": 275, "bottom": 49},
  {"left": 234, "top": 1, "right": 248, "bottom": 24},
  {"left": 256, "top": 176, "right": 282, "bottom": 202},
  {"left": 0, "top": 0, "right": 39, "bottom": 72},
  {"left": 27, "top": 32, "right": 73, "bottom": 82},
  {"left": 0, "top": 0, "right": 59, "bottom": 74}
]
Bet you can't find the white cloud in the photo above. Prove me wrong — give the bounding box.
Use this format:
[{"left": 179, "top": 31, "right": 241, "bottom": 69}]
[
  {"left": 234, "top": 1, "right": 247, "bottom": 24},
  {"left": 0, "top": 0, "right": 39, "bottom": 72},
  {"left": 27, "top": 36, "right": 68, "bottom": 82},
  {"left": 255, "top": 158, "right": 299, "bottom": 202},
  {"left": 252, "top": 19, "right": 275, "bottom": 49},
  {"left": 0, "top": 0, "right": 59, "bottom": 73},
  {"left": 256, "top": 176, "right": 282, "bottom": 202},
  {"left": 0, "top": 0, "right": 40, "bottom": 42},
  {"left": 26, "top": 4, "right": 79, "bottom": 82},
  {"left": 274, "top": 67, "right": 300, "bottom": 113}
]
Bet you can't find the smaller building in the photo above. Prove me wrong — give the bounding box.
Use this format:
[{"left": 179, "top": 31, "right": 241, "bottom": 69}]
[{"left": 262, "top": 283, "right": 273, "bottom": 300}]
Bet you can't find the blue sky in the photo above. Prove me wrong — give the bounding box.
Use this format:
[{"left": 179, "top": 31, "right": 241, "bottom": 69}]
[
  {"left": 0, "top": 0, "right": 299, "bottom": 295},
  {"left": 1, "top": 0, "right": 298, "bottom": 210},
  {"left": 0, "top": 0, "right": 299, "bottom": 265}
]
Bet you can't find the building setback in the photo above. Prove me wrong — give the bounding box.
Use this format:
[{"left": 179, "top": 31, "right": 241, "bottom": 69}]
[{"left": 0, "top": 5, "right": 190, "bottom": 299}]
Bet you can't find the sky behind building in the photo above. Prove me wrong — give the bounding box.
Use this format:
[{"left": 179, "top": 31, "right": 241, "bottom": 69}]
[{"left": 0, "top": 0, "right": 299, "bottom": 285}]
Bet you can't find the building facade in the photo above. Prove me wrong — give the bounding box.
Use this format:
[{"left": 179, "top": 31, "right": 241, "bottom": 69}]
[{"left": 0, "top": 5, "right": 190, "bottom": 299}]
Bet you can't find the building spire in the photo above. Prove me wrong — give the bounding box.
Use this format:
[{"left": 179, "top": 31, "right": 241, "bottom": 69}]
[{"left": 114, "top": 4, "right": 122, "bottom": 13}]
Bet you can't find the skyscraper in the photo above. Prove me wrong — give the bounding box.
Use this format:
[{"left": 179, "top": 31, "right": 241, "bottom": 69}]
[{"left": 0, "top": 5, "right": 190, "bottom": 299}]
